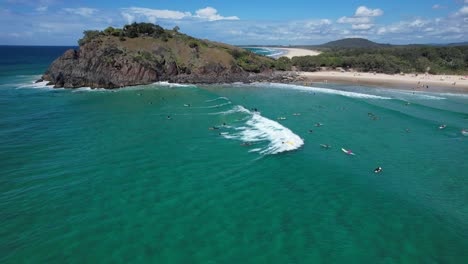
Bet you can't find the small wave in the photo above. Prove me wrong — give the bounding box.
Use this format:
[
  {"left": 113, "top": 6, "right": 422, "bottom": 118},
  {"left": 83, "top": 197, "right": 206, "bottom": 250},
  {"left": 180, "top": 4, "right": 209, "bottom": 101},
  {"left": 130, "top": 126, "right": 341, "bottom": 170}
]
[
  {"left": 257, "top": 83, "right": 391, "bottom": 99},
  {"left": 221, "top": 106, "right": 304, "bottom": 155},
  {"left": 17, "top": 80, "right": 55, "bottom": 90},
  {"left": 71, "top": 87, "right": 110, "bottom": 92},
  {"left": 190, "top": 102, "right": 232, "bottom": 109},
  {"left": 208, "top": 105, "right": 247, "bottom": 115},
  {"left": 374, "top": 89, "right": 447, "bottom": 100},
  {"left": 205, "top": 97, "right": 230, "bottom": 103},
  {"left": 153, "top": 81, "right": 194, "bottom": 88}
]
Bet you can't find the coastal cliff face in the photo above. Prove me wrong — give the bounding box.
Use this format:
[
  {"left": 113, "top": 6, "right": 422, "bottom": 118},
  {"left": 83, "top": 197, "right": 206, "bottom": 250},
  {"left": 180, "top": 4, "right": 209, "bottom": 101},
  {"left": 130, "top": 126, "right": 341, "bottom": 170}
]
[{"left": 41, "top": 24, "right": 287, "bottom": 88}]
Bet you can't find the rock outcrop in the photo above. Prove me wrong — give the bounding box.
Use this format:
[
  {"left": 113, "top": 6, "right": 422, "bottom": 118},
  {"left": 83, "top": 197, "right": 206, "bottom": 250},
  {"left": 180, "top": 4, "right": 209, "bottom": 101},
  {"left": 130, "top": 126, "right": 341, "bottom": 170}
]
[{"left": 41, "top": 23, "right": 291, "bottom": 89}]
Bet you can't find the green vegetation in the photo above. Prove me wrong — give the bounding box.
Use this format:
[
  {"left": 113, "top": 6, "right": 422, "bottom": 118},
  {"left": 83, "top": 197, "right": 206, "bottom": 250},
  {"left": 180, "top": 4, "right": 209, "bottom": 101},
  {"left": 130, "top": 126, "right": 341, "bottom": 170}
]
[
  {"left": 78, "top": 30, "right": 102, "bottom": 46},
  {"left": 228, "top": 49, "right": 273, "bottom": 73},
  {"left": 291, "top": 46, "right": 468, "bottom": 74},
  {"left": 273, "top": 57, "right": 292, "bottom": 71},
  {"left": 78, "top": 23, "right": 172, "bottom": 46},
  {"left": 75, "top": 22, "right": 277, "bottom": 74}
]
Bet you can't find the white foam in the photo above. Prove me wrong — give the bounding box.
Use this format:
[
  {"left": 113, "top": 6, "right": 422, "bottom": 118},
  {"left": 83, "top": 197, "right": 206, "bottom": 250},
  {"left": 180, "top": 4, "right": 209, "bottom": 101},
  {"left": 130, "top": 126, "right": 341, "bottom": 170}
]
[
  {"left": 17, "top": 80, "right": 55, "bottom": 90},
  {"left": 153, "top": 81, "right": 194, "bottom": 88},
  {"left": 205, "top": 97, "right": 230, "bottom": 103},
  {"left": 222, "top": 106, "right": 304, "bottom": 155},
  {"left": 374, "top": 89, "right": 446, "bottom": 100},
  {"left": 257, "top": 83, "right": 391, "bottom": 99},
  {"left": 71, "top": 87, "right": 109, "bottom": 92}
]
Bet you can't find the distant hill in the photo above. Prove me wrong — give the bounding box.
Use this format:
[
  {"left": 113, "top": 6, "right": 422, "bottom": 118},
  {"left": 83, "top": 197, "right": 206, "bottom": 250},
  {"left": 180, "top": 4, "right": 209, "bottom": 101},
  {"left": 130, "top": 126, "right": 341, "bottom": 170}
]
[
  {"left": 445, "top": 42, "right": 468, "bottom": 47},
  {"left": 321, "top": 38, "right": 387, "bottom": 48}
]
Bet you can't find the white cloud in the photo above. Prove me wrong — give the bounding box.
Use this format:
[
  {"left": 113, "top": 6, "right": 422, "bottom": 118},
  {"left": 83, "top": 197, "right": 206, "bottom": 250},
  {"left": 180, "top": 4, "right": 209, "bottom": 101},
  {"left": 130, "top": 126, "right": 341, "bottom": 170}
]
[
  {"left": 409, "top": 19, "right": 427, "bottom": 27},
  {"left": 432, "top": 4, "right": 447, "bottom": 9},
  {"left": 355, "top": 6, "right": 383, "bottom": 17},
  {"left": 337, "top": 6, "right": 382, "bottom": 32},
  {"left": 63, "top": 8, "right": 97, "bottom": 17},
  {"left": 194, "top": 7, "right": 239, "bottom": 21},
  {"left": 337, "top": 16, "right": 371, "bottom": 24},
  {"left": 120, "top": 6, "right": 238, "bottom": 23},
  {"left": 454, "top": 6, "right": 468, "bottom": 16},
  {"left": 36, "top": 5, "right": 47, "bottom": 12},
  {"left": 352, "top": 24, "right": 374, "bottom": 30},
  {"left": 121, "top": 7, "right": 191, "bottom": 23}
]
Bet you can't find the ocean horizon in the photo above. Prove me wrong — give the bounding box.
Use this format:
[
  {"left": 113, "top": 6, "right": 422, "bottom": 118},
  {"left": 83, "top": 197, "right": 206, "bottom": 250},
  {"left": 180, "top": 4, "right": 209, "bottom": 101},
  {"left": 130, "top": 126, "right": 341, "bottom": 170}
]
[{"left": 1, "top": 46, "right": 467, "bottom": 263}]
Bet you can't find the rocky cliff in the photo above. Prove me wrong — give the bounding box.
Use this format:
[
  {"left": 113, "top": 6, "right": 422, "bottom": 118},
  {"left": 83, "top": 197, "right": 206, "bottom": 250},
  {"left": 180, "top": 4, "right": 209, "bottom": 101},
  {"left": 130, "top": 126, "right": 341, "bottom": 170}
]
[{"left": 40, "top": 23, "right": 291, "bottom": 89}]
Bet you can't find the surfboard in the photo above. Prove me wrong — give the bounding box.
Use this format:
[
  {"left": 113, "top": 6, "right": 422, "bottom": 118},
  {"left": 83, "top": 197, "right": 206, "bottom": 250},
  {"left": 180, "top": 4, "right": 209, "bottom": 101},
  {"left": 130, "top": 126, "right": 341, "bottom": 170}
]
[{"left": 342, "top": 148, "right": 355, "bottom": 155}]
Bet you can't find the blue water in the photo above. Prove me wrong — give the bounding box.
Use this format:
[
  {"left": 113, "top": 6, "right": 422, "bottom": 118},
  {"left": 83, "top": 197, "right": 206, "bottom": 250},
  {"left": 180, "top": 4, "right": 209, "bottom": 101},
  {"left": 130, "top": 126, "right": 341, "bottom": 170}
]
[
  {"left": 1, "top": 46, "right": 468, "bottom": 263},
  {"left": 243, "top": 47, "right": 286, "bottom": 57}
]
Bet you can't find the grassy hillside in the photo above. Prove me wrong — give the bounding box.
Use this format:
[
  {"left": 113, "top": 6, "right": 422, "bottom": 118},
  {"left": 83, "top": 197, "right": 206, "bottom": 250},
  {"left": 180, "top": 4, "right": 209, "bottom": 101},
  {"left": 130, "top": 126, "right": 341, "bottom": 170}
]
[{"left": 77, "top": 23, "right": 276, "bottom": 74}]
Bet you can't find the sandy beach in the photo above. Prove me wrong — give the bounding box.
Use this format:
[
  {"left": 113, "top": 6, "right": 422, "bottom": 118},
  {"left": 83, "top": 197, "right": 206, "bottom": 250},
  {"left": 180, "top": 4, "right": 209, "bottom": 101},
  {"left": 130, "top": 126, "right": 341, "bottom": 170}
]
[
  {"left": 298, "top": 71, "right": 468, "bottom": 92},
  {"left": 278, "top": 48, "right": 321, "bottom": 58},
  {"left": 258, "top": 47, "right": 321, "bottom": 58}
]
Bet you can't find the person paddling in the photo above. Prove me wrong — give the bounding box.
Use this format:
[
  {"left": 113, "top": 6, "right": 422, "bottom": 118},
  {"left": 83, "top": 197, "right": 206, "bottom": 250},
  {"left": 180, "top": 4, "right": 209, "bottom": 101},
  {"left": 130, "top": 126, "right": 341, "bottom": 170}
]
[{"left": 374, "top": 167, "right": 383, "bottom": 173}]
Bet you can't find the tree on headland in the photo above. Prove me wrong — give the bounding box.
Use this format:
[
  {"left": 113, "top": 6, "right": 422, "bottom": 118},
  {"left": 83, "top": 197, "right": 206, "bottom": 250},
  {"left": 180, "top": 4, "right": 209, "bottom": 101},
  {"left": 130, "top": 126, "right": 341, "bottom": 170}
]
[{"left": 78, "top": 30, "right": 102, "bottom": 46}]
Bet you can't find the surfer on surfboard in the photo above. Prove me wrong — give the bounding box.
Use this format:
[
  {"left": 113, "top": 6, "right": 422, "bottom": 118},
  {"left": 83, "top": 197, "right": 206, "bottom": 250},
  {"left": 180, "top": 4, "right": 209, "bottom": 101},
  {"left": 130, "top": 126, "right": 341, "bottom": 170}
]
[{"left": 342, "top": 148, "right": 355, "bottom": 155}]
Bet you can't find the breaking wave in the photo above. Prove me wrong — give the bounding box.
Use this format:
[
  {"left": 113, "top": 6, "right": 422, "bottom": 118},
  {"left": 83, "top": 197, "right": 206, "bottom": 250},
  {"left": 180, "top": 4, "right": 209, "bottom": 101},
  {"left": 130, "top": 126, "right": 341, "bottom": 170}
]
[
  {"left": 256, "top": 83, "right": 391, "bottom": 99},
  {"left": 219, "top": 106, "right": 304, "bottom": 155}
]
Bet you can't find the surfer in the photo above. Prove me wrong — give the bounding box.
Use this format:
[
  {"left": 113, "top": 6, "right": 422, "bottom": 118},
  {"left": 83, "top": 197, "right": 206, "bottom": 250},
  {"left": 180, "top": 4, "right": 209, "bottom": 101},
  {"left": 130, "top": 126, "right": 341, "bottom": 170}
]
[
  {"left": 374, "top": 167, "right": 383, "bottom": 173},
  {"left": 209, "top": 126, "right": 220, "bottom": 130},
  {"left": 240, "top": 142, "right": 252, "bottom": 146},
  {"left": 320, "top": 144, "right": 331, "bottom": 149},
  {"left": 308, "top": 130, "right": 314, "bottom": 133},
  {"left": 342, "top": 148, "right": 355, "bottom": 155},
  {"left": 167, "top": 115, "right": 171, "bottom": 120},
  {"left": 439, "top": 124, "right": 447, "bottom": 130},
  {"left": 314, "top": 123, "right": 323, "bottom": 127}
]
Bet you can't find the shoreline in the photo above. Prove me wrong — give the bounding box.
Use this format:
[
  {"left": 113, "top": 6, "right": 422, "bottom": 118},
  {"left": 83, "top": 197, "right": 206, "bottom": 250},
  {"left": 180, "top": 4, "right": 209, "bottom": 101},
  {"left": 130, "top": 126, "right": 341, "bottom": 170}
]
[
  {"left": 297, "top": 71, "right": 468, "bottom": 93},
  {"left": 254, "top": 47, "right": 321, "bottom": 59}
]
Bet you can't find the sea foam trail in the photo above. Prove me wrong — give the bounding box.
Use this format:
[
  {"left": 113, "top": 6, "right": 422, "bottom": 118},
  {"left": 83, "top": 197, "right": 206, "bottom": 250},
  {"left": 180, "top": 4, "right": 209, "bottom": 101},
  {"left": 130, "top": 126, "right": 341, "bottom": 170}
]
[
  {"left": 222, "top": 106, "right": 304, "bottom": 155},
  {"left": 256, "top": 83, "right": 391, "bottom": 99},
  {"left": 205, "top": 97, "right": 230, "bottom": 103}
]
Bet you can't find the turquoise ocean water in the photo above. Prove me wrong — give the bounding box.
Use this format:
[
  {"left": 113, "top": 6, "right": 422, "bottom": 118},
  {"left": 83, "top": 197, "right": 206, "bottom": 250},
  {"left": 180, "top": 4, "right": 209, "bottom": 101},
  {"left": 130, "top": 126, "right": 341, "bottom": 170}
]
[
  {"left": 1, "top": 46, "right": 468, "bottom": 263},
  {"left": 243, "top": 47, "right": 286, "bottom": 58}
]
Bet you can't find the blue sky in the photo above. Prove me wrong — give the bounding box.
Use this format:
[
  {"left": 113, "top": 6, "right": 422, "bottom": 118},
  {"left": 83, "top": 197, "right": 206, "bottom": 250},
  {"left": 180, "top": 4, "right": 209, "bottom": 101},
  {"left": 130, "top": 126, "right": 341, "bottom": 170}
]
[{"left": 1, "top": 0, "right": 467, "bottom": 45}]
